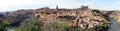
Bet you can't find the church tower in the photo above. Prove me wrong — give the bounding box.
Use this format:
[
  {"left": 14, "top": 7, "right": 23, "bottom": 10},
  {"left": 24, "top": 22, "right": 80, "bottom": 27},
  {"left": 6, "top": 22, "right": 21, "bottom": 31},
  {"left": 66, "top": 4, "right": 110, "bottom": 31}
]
[{"left": 56, "top": 5, "right": 58, "bottom": 10}]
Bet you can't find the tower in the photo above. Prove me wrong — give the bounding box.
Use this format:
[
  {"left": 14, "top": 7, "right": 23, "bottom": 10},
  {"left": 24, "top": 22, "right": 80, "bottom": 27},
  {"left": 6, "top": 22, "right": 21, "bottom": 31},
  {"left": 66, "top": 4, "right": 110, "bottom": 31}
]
[
  {"left": 81, "top": 5, "right": 89, "bottom": 10},
  {"left": 56, "top": 5, "right": 58, "bottom": 10}
]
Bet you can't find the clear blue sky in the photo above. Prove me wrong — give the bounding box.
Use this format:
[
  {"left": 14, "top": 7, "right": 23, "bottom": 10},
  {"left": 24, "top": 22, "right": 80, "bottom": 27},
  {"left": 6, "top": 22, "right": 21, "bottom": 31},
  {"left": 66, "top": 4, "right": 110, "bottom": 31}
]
[{"left": 0, "top": 0, "right": 120, "bottom": 12}]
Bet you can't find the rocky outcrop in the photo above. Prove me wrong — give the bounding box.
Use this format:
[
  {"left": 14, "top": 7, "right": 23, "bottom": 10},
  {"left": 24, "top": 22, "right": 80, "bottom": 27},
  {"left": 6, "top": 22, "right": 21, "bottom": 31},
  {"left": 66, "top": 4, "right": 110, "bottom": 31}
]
[
  {"left": 109, "top": 11, "right": 120, "bottom": 23},
  {"left": 34, "top": 7, "right": 109, "bottom": 30}
]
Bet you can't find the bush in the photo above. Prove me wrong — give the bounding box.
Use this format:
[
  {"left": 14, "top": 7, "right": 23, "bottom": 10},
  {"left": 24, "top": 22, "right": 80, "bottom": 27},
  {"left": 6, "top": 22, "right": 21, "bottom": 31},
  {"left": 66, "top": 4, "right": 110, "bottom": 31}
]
[
  {"left": 14, "top": 18, "right": 43, "bottom": 31},
  {"left": 0, "top": 21, "right": 10, "bottom": 31},
  {"left": 58, "top": 22, "right": 70, "bottom": 31},
  {"left": 57, "top": 22, "right": 81, "bottom": 31},
  {"left": 58, "top": 15, "right": 76, "bottom": 20},
  {"left": 88, "top": 22, "right": 109, "bottom": 31}
]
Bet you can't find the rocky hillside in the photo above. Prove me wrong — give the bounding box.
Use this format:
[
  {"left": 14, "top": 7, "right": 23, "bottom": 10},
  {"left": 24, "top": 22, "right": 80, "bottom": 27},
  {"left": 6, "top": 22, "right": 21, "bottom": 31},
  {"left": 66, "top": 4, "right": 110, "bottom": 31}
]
[
  {"left": 0, "top": 6, "right": 110, "bottom": 31},
  {"left": 109, "top": 10, "right": 120, "bottom": 24}
]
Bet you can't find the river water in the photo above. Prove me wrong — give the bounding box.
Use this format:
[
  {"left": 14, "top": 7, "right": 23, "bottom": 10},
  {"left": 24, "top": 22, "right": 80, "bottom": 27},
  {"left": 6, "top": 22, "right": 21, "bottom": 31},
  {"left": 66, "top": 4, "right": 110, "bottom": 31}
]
[{"left": 108, "top": 19, "right": 120, "bottom": 31}]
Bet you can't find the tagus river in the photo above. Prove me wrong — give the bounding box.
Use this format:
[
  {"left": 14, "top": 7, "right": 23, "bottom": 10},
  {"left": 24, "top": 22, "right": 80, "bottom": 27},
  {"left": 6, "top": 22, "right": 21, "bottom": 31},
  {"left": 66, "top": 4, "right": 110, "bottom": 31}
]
[{"left": 108, "top": 19, "right": 120, "bottom": 31}]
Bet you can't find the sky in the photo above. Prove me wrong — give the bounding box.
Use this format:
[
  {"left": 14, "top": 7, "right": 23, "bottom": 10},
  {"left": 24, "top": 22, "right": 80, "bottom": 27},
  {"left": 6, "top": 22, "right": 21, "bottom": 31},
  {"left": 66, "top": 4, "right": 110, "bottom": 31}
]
[{"left": 0, "top": 0, "right": 120, "bottom": 12}]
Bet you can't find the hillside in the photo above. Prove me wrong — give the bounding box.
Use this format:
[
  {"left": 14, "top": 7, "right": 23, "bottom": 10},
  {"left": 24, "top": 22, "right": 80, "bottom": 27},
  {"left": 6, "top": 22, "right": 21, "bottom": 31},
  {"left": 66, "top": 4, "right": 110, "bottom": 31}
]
[
  {"left": 0, "top": 6, "right": 110, "bottom": 31},
  {"left": 109, "top": 11, "right": 120, "bottom": 24}
]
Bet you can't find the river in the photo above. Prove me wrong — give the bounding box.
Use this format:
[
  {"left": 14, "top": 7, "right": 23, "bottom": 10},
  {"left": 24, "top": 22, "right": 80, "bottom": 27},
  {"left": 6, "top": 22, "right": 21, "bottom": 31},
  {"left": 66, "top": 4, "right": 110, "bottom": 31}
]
[{"left": 108, "top": 19, "right": 120, "bottom": 31}]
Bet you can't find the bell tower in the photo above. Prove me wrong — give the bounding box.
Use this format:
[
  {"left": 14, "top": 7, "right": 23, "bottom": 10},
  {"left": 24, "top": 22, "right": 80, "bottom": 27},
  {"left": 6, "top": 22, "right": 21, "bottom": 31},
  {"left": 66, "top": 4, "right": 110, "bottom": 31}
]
[{"left": 56, "top": 5, "right": 58, "bottom": 10}]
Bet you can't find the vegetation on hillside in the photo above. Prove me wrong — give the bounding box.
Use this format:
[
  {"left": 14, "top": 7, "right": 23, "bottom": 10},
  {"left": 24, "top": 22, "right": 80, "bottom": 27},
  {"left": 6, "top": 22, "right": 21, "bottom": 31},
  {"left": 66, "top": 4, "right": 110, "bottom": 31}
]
[
  {"left": 0, "top": 7, "right": 112, "bottom": 31},
  {"left": 14, "top": 18, "right": 43, "bottom": 31},
  {"left": 0, "top": 21, "right": 11, "bottom": 31}
]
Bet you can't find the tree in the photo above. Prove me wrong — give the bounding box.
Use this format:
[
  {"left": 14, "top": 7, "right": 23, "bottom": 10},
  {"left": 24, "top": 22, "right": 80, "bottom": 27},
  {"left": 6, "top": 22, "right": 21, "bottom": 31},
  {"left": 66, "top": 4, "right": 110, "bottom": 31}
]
[
  {"left": 0, "top": 21, "right": 10, "bottom": 31},
  {"left": 14, "top": 18, "right": 43, "bottom": 31},
  {"left": 58, "top": 22, "right": 70, "bottom": 31}
]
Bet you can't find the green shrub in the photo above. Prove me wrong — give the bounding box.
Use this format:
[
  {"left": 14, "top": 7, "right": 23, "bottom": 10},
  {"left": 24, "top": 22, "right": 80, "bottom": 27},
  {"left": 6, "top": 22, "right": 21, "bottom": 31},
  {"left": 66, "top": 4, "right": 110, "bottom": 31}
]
[
  {"left": 0, "top": 21, "right": 10, "bottom": 31},
  {"left": 58, "top": 15, "right": 76, "bottom": 20},
  {"left": 14, "top": 18, "right": 43, "bottom": 31},
  {"left": 88, "top": 22, "right": 109, "bottom": 31},
  {"left": 58, "top": 22, "right": 70, "bottom": 31}
]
